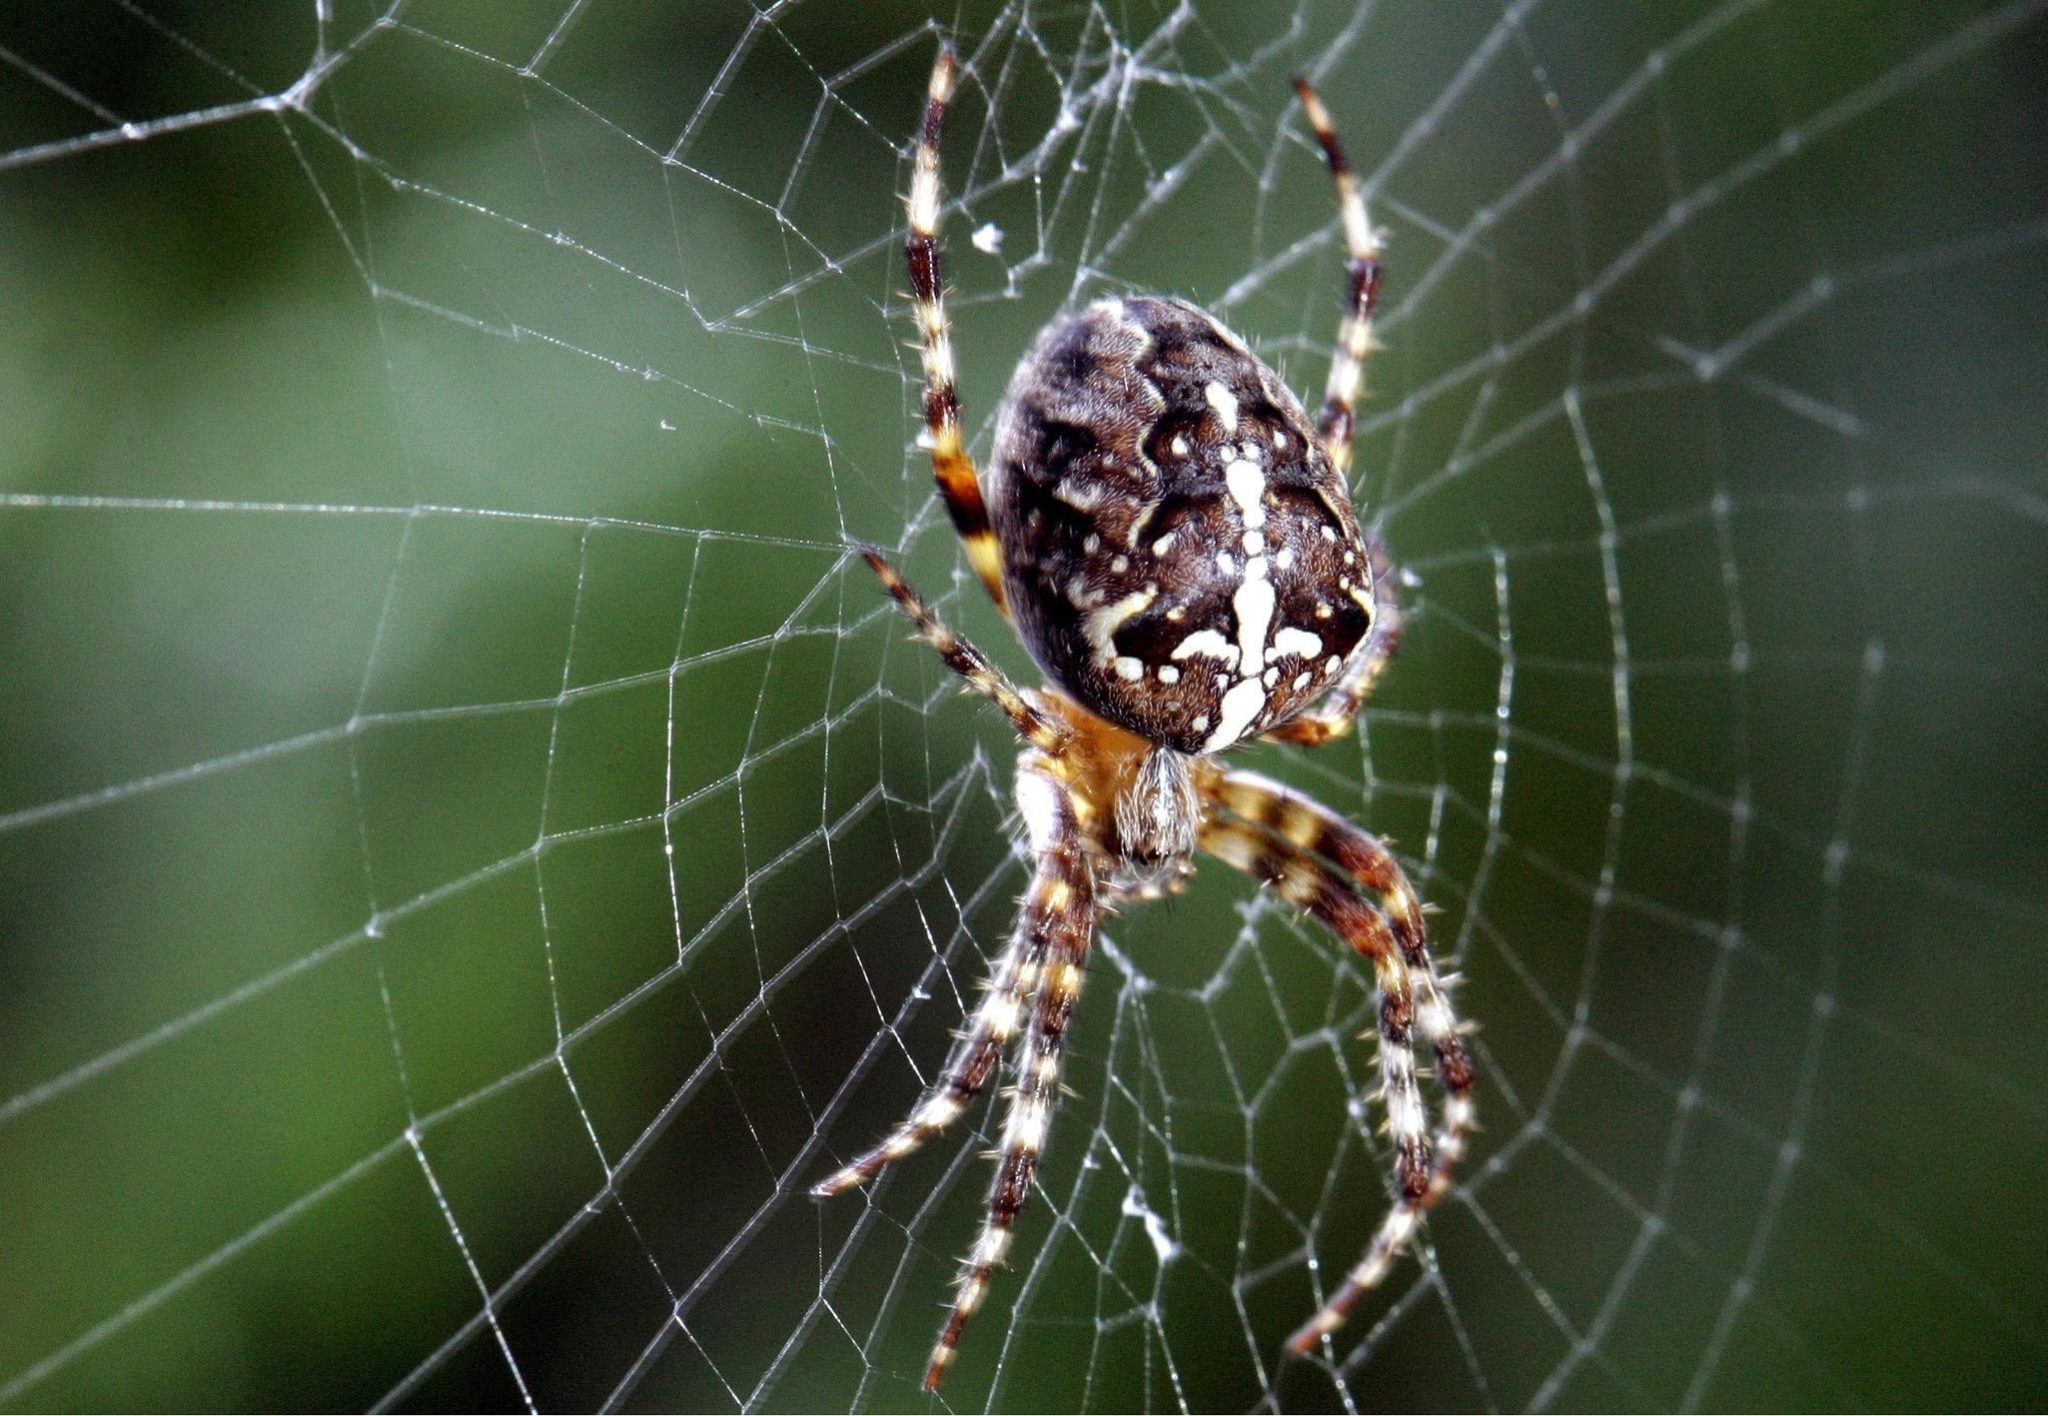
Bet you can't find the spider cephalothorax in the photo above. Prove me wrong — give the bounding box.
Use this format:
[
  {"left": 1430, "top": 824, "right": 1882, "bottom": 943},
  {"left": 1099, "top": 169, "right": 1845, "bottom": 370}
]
[{"left": 812, "top": 44, "right": 1476, "bottom": 1393}]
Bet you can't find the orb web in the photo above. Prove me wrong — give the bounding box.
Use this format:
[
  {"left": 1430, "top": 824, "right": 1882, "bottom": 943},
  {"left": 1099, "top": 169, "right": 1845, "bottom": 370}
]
[{"left": 2, "top": 1, "right": 2044, "bottom": 1410}]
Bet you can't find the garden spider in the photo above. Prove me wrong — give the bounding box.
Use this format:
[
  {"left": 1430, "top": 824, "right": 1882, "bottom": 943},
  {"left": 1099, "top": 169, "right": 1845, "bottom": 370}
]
[{"left": 814, "top": 44, "right": 1476, "bottom": 1390}]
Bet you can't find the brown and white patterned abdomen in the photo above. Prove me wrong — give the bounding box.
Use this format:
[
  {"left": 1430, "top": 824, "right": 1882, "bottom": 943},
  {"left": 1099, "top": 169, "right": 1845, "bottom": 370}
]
[{"left": 987, "top": 296, "right": 1375, "bottom": 755}]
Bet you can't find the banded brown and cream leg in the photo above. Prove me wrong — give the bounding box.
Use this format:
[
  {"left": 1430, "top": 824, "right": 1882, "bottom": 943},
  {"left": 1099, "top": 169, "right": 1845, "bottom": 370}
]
[
  {"left": 809, "top": 888, "right": 1050, "bottom": 1199},
  {"left": 1266, "top": 77, "right": 1396, "bottom": 750},
  {"left": 924, "top": 753, "right": 1096, "bottom": 1390},
  {"left": 859, "top": 547, "right": 1069, "bottom": 756},
  {"left": 815, "top": 549, "right": 1073, "bottom": 1188},
  {"left": 1199, "top": 768, "right": 1474, "bottom": 1354},
  {"left": 908, "top": 43, "right": 1008, "bottom": 615},
  {"left": 1292, "top": 74, "right": 1382, "bottom": 481}
]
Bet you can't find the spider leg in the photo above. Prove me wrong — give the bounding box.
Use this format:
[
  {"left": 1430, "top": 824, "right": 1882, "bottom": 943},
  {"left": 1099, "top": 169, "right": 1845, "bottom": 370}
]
[
  {"left": 1198, "top": 768, "right": 1475, "bottom": 1355},
  {"left": 1261, "top": 77, "right": 1394, "bottom": 754},
  {"left": 909, "top": 43, "right": 1009, "bottom": 616},
  {"left": 1292, "top": 75, "right": 1382, "bottom": 480},
  {"left": 1261, "top": 529, "right": 1403, "bottom": 747},
  {"left": 924, "top": 753, "right": 1095, "bottom": 1391},
  {"left": 860, "top": 547, "right": 1070, "bottom": 755},
  {"left": 810, "top": 894, "right": 1047, "bottom": 1198}
]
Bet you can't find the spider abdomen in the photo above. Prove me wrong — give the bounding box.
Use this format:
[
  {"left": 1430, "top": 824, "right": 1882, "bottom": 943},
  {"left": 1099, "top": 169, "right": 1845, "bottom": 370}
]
[{"left": 988, "top": 296, "right": 1375, "bottom": 755}]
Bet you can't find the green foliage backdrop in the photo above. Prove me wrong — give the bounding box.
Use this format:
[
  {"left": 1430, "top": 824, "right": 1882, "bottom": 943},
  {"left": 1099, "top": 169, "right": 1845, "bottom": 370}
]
[{"left": 2, "top": 1, "right": 2044, "bottom": 1410}]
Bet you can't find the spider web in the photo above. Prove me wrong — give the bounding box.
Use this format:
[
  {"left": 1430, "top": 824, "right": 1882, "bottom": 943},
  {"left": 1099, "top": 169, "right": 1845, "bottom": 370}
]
[{"left": 3, "top": 0, "right": 2045, "bottom": 1409}]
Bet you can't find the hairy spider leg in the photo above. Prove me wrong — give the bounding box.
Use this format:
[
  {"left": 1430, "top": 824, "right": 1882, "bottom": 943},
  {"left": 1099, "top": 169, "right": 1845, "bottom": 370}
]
[
  {"left": 1292, "top": 75, "right": 1382, "bottom": 480},
  {"left": 1197, "top": 813, "right": 1430, "bottom": 1313},
  {"left": 1263, "top": 529, "right": 1403, "bottom": 747},
  {"left": 809, "top": 894, "right": 1049, "bottom": 1198},
  {"left": 909, "top": 44, "right": 1009, "bottom": 616},
  {"left": 925, "top": 755, "right": 1095, "bottom": 1391},
  {"left": 1214, "top": 769, "right": 1475, "bottom": 1198},
  {"left": 1261, "top": 81, "right": 1395, "bottom": 749},
  {"left": 859, "top": 548, "right": 1069, "bottom": 755},
  {"left": 1199, "top": 768, "right": 1474, "bottom": 1355}
]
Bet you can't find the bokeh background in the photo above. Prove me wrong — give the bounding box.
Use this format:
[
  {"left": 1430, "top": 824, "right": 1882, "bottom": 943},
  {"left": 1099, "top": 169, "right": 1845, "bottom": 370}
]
[{"left": 2, "top": 0, "right": 2044, "bottom": 1410}]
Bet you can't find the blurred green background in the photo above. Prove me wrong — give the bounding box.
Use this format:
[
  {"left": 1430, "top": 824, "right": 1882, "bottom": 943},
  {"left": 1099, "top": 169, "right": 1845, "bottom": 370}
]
[{"left": 2, "top": 0, "right": 2044, "bottom": 1410}]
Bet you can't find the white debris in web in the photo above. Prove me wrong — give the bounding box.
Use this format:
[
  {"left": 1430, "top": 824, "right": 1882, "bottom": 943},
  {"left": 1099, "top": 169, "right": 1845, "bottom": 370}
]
[{"left": 1121, "top": 1186, "right": 1181, "bottom": 1264}]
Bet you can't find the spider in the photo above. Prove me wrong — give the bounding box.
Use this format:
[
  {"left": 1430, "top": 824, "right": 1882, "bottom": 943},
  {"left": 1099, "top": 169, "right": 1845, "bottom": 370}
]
[{"left": 814, "top": 44, "right": 1476, "bottom": 1391}]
